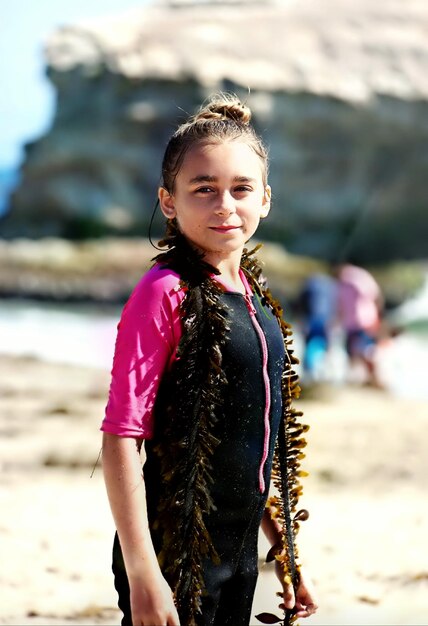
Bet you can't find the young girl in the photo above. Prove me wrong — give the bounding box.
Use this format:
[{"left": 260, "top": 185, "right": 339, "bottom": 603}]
[{"left": 101, "top": 93, "right": 317, "bottom": 626}]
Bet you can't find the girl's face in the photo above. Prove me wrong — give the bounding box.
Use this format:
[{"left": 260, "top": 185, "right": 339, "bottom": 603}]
[{"left": 159, "top": 141, "right": 271, "bottom": 266}]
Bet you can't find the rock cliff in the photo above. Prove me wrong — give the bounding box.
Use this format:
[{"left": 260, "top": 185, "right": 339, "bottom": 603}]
[{"left": 2, "top": 0, "right": 428, "bottom": 262}]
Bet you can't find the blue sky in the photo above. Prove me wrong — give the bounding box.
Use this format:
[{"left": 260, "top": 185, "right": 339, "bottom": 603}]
[{"left": 0, "top": 0, "right": 151, "bottom": 169}]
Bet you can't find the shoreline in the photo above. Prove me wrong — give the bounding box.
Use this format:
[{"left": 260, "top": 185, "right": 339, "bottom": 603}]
[{"left": 2, "top": 297, "right": 428, "bottom": 400}]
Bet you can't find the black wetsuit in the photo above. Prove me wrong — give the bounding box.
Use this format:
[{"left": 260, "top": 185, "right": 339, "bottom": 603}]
[{"left": 112, "top": 290, "right": 285, "bottom": 626}]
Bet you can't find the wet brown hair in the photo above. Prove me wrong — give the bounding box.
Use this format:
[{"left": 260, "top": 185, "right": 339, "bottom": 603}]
[{"left": 161, "top": 92, "right": 269, "bottom": 193}]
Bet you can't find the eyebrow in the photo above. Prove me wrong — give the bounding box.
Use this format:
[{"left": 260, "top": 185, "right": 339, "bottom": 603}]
[{"left": 188, "top": 175, "right": 257, "bottom": 185}]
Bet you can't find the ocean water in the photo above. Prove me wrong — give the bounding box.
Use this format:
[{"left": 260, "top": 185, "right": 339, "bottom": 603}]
[
  {"left": 0, "top": 298, "right": 427, "bottom": 401},
  {"left": 0, "top": 300, "right": 121, "bottom": 370}
]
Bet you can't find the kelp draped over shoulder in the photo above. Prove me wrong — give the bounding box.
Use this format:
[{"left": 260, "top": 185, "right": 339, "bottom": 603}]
[{"left": 150, "top": 219, "right": 309, "bottom": 626}]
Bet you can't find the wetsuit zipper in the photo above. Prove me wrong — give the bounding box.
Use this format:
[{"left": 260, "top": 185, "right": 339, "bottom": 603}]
[{"left": 244, "top": 293, "right": 271, "bottom": 494}]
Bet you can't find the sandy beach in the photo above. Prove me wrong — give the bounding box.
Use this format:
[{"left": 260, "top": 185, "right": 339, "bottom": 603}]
[{"left": 0, "top": 353, "right": 427, "bottom": 626}]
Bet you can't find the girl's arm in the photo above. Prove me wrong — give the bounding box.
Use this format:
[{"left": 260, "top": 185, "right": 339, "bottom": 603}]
[
  {"left": 102, "top": 432, "right": 180, "bottom": 626},
  {"left": 261, "top": 508, "right": 318, "bottom": 619}
]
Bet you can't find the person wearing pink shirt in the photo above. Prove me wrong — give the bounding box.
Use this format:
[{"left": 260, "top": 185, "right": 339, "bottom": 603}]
[
  {"left": 100, "top": 93, "right": 317, "bottom": 626},
  {"left": 337, "top": 262, "right": 384, "bottom": 387}
]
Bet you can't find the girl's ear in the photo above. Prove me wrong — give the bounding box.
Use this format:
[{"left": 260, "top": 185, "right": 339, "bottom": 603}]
[
  {"left": 260, "top": 185, "right": 271, "bottom": 219},
  {"left": 158, "top": 187, "right": 177, "bottom": 219}
]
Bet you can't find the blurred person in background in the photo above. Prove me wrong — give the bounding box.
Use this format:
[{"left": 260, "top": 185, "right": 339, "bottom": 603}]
[
  {"left": 336, "top": 261, "right": 384, "bottom": 388},
  {"left": 298, "top": 272, "right": 338, "bottom": 383}
]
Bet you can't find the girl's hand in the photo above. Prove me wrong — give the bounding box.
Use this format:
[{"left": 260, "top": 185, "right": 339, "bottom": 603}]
[
  {"left": 129, "top": 572, "right": 180, "bottom": 626},
  {"left": 275, "top": 563, "right": 318, "bottom": 619}
]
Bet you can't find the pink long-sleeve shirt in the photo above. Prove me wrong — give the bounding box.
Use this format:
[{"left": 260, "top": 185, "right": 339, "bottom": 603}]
[{"left": 101, "top": 264, "right": 254, "bottom": 439}]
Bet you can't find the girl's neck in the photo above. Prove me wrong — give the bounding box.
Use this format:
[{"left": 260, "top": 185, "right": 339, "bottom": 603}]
[{"left": 208, "top": 255, "right": 246, "bottom": 294}]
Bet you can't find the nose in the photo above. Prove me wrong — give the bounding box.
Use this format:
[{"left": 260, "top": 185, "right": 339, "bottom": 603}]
[{"left": 215, "top": 191, "right": 235, "bottom": 216}]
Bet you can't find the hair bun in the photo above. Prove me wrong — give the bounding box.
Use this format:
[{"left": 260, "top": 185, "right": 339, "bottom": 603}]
[{"left": 194, "top": 92, "right": 252, "bottom": 125}]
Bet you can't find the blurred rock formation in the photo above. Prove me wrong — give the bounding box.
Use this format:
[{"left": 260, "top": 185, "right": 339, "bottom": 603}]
[{"left": 2, "top": 0, "right": 428, "bottom": 263}]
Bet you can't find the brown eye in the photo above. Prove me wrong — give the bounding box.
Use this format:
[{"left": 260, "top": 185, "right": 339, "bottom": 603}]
[{"left": 195, "top": 187, "right": 214, "bottom": 194}]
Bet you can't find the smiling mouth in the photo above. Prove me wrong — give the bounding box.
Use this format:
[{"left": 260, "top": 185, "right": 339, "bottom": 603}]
[{"left": 209, "top": 225, "right": 240, "bottom": 232}]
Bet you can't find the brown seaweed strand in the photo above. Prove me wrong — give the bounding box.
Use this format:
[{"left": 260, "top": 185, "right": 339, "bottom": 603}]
[
  {"left": 151, "top": 224, "right": 229, "bottom": 625},
  {"left": 271, "top": 312, "right": 308, "bottom": 626},
  {"left": 241, "top": 245, "right": 309, "bottom": 626}
]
